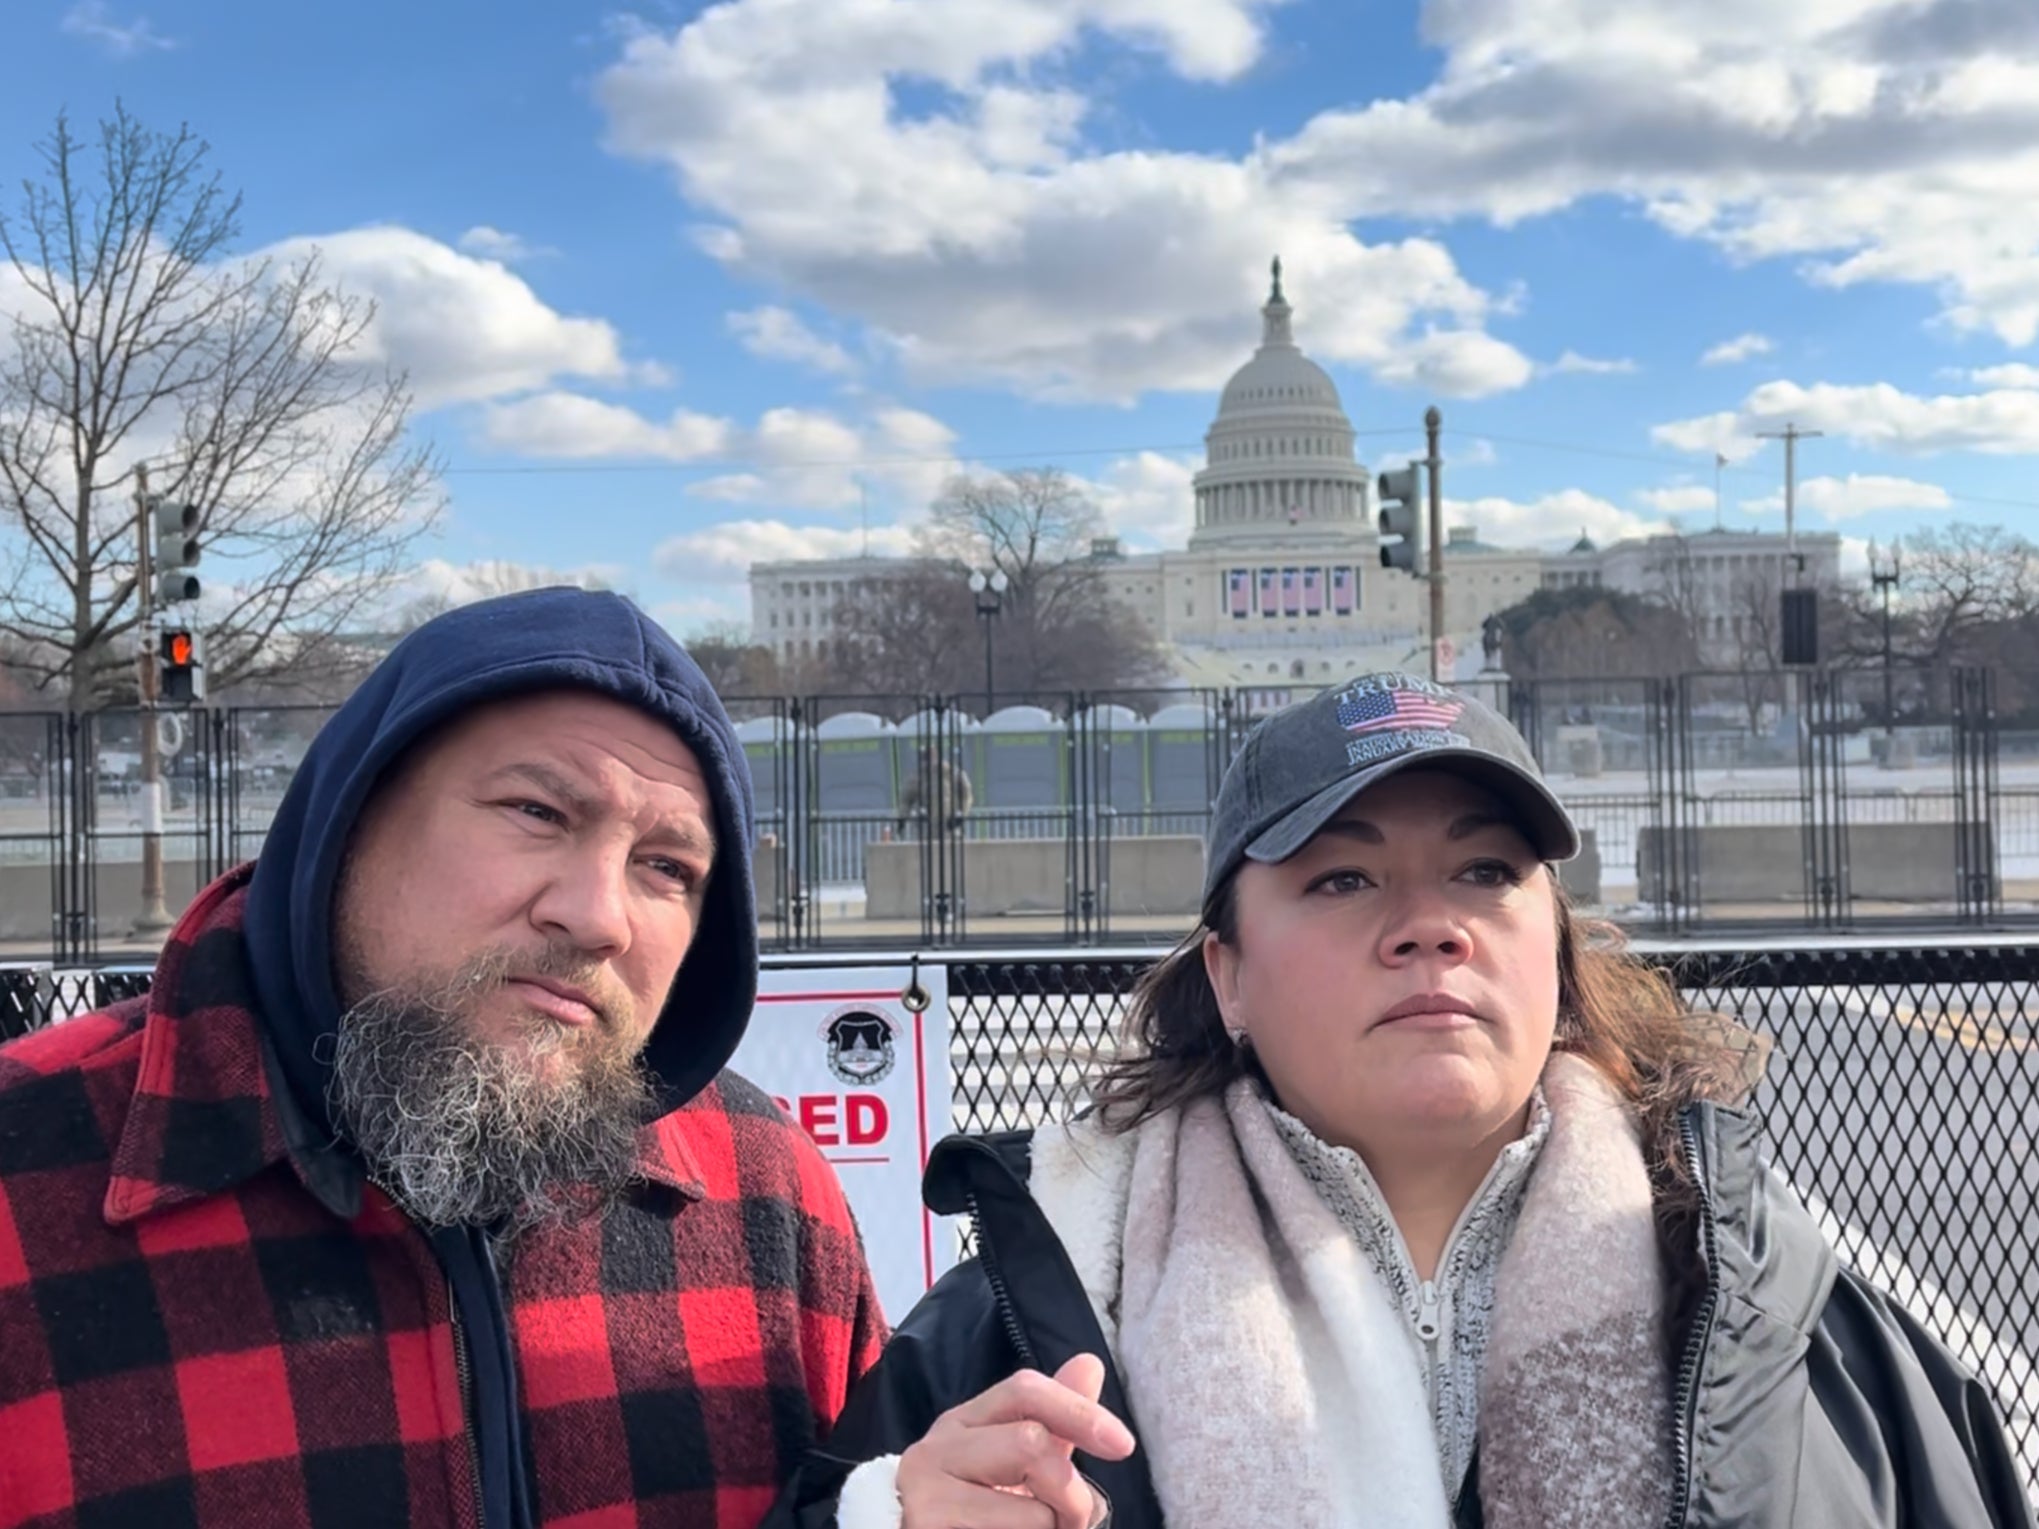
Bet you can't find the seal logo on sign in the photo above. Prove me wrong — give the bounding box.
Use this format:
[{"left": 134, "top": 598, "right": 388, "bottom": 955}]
[{"left": 824, "top": 1006, "right": 897, "bottom": 1086}]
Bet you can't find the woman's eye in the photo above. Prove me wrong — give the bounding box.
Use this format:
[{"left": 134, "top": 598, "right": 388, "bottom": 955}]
[
  {"left": 509, "top": 800, "right": 564, "bottom": 826},
  {"left": 1461, "top": 859, "right": 1525, "bottom": 888},
  {"left": 1313, "top": 868, "right": 1370, "bottom": 894}
]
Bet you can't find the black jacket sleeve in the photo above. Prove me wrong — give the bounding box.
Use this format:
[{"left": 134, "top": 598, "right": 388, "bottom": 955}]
[
  {"left": 1809, "top": 1268, "right": 2035, "bottom": 1529},
  {"left": 763, "top": 1257, "right": 1024, "bottom": 1528}
]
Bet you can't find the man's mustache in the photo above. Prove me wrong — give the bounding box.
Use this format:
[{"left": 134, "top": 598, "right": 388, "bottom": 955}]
[{"left": 475, "top": 945, "right": 634, "bottom": 1033}]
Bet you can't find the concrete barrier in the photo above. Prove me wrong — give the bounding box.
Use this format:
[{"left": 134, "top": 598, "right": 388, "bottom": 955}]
[
  {"left": 866, "top": 837, "right": 1205, "bottom": 920},
  {"left": 1636, "top": 822, "right": 1989, "bottom": 904},
  {"left": 0, "top": 858, "right": 206, "bottom": 943},
  {"left": 1556, "top": 828, "right": 1601, "bottom": 906},
  {"left": 754, "top": 841, "right": 785, "bottom": 914}
]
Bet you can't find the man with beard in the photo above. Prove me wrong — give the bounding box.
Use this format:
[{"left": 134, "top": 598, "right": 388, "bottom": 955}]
[{"left": 0, "top": 589, "right": 885, "bottom": 1528}]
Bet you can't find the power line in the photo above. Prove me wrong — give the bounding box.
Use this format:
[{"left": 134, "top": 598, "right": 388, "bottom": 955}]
[
  {"left": 433, "top": 423, "right": 2039, "bottom": 517},
  {"left": 438, "top": 427, "right": 1419, "bottom": 477}
]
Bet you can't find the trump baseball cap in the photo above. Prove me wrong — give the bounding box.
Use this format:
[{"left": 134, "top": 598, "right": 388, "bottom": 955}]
[{"left": 1202, "top": 671, "right": 1580, "bottom": 909}]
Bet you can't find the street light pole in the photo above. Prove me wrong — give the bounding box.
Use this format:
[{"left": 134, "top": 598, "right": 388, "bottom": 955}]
[
  {"left": 1868, "top": 537, "right": 1902, "bottom": 748},
  {"left": 968, "top": 568, "right": 1008, "bottom": 713},
  {"left": 1425, "top": 407, "right": 1445, "bottom": 681}
]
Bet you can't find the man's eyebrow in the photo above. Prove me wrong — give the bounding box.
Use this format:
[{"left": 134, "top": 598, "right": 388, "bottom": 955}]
[
  {"left": 653, "top": 820, "right": 719, "bottom": 864},
  {"left": 486, "top": 761, "right": 718, "bottom": 861},
  {"left": 490, "top": 761, "right": 594, "bottom": 813}
]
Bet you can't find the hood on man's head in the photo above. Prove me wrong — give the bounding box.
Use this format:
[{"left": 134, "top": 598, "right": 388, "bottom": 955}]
[{"left": 243, "top": 587, "right": 757, "bottom": 1125}]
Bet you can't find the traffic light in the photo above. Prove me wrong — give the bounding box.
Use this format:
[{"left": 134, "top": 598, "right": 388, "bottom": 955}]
[
  {"left": 159, "top": 626, "right": 205, "bottom": 705},
  {"left": 149, "top": 494, "right": 201, "bottom": 605},
  {"left": 1378, "top": 464, "right": 1424, "bottom": 573}
]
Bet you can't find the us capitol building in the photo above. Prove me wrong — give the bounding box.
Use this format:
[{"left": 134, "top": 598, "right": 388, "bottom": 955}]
[{"left": 750, "top": 263, "right": 1840, "bottom": 697}]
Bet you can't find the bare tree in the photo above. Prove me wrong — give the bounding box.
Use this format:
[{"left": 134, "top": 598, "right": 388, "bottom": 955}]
[
  {"left": 1643, "top": 532, "right": 1716, "bottom": 664},
  {"left": 826, "top": 561, "right": 980, "bottom": 696},
  {"left": 1897, "top": 524, "right": 2037, "bottom": 667},
  {"left": 893, "top": 468, "right": 1168, "bottom": 697},
  {"left": 826, "top": 557, "right": 1169, "bottom": 700},
  {"left": 0, "top": 106, "right": 442, "bottom": 707},
  {"left": 680, "top": 621, "right": 782, "bottom": 698},
  {"left": 1496, "top": 586, "right": 1698, "bottom": 683}
]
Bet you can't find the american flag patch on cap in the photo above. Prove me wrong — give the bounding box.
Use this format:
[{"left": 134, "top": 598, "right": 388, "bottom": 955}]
[{"left": 1336, "top": 687, "right": 1463, "bottom": 735}]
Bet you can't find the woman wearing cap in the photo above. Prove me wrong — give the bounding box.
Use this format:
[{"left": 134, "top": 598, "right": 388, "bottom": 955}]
[{"left": 769, "top": 673, "right": 2030, "bottom": 1529}]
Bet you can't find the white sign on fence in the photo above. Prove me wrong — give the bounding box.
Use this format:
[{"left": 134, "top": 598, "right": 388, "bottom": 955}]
[{"left": 731, "top": 965, "right": 956, "bottom": 1321}]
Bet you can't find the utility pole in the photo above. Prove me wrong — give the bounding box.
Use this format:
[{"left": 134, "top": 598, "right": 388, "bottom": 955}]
[
  {"left": 1759, "top": 421, "right": 1823, "bottom": 666},
  {"left": 1426, "top": 406, "right": 1446, "bottom": 681},
  {"left": 133, "top": 463, "right": 171, "bottom": 934},
  {"left": 1757, "top": 422, "right": 1822, "bottom": 585}
]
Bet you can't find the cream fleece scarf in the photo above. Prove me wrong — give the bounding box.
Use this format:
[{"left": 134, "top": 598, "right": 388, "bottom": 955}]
[
  {"left": 1089, "top": 1053, "right": 1673, "bottom": 1529},
  {"left": 833, "top": 1057, "right": 1674, "bottom": 1529}
]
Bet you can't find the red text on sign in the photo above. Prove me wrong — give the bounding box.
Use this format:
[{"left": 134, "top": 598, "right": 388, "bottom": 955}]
[{"left": 775, "top": 1092, "right": 891, "bottom": 1147}]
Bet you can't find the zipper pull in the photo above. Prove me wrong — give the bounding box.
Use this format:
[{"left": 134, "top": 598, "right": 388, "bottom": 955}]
[{"left": 1416, "top": 1280, "right": 1441, "bottom": 1343}]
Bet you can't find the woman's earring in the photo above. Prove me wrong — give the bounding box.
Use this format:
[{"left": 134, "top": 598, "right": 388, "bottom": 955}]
[{"left": 1227, "top": 1026, "right": 1251, "bottom": 1048}]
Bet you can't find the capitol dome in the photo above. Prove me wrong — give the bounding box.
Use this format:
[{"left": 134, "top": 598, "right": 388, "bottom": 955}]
[{"left": 1190, "top": 259, "right": 1372, "bottom": 549}]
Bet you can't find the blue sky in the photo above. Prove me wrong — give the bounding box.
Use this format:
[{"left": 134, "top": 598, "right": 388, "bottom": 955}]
[{"left": 9, "top": 0, "right": 2039, "bottom": 634}]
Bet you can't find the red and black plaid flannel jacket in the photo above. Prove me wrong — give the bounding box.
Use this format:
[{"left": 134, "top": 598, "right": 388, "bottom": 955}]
[{"left": 0, "top": 869, "right": 886, "bottom": 1528}]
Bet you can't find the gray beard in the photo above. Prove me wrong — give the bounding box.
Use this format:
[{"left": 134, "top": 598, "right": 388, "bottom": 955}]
[{"left": 326, "top": 951, "right": 656, "bottom": 1232}]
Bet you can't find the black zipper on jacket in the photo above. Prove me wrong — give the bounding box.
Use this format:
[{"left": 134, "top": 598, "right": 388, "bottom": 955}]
[
  {"left": 965, "top": 1187, "right": 1039, "bottom": 1369},
  {"left": 447, "top": 1278, "right": 485, "bottom": 1514},
  {"left": 1665, "top": 1111, "right": 1723, "bottom": 1529}
]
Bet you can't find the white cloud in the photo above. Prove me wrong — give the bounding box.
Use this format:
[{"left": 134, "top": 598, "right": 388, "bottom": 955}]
[
  {"left": 1549, "top": 350, "right": 1639, "bottom": 375},
  {"left": 263, "top": 227, "right": 636, "bottom": 408},
  {"left": 1701, "top": 333, "right": 1775, "bottom": 366},
  {"left": 61, "top": 2, "right": 175, "bottom": 54},
  {"left": 1634, "top": 485, "right": 1719, "bottom": 514},
  {"left": 1650, "top": 411, "right": 1766, "bottom": 463},
  {"left": 728, "top": 306, "right": 859, "bottom": 376},
  {"left": 652, "top": 518, "right": 919, "bottom": 581},
  {"left": 395, "top": 558, "right": 621, "bottom": 609},
  {"left": 1374, "top": 329, "right": 1537, "bottom": 399},
  {"left": 1970, "top": 363, "right": 2039, "bottom": 389},
  {"left": 595, "top": 3, "right": 1532, "bottom": 404},
  {"left": 689, "top": 406, "right": 923, "bottom": 510},
  {"left": 1659, "top": 378, "right": 2039, "bottom": 456},
  {"left": 593, "top": 0, "right": 2039, "bottom": 402},
  {"left": 481, "top": 392, "right": 967, "bottom": 512},
  {"left": 1262, "top": 4, "right": 2039, "bottom": 346},
  {"left": 1445, "top": 489, "right": 1666, "bottom": 549},
  {"left": 1083, "top": 452, "right": 1198, "bottom": 546},
  {"left": 1741, "top": 473, "right": 1953, "bottom": 520},
  {"left": 457, "top": 226, "right": 555, "bottom": 263},
  {"left": 480, "top": 392, "right": 734, "bottom": 460},
  {"left": 652, "top": 593, "right": 752, "bottom": 632}
]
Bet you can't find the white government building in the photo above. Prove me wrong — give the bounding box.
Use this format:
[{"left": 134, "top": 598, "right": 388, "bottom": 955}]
[{"left": 750, "top": 264, "right": 1839, "bottom": 698}]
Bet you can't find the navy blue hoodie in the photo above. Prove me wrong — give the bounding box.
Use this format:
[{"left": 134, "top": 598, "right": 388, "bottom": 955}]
[{"left": 241, "top": 586, "right": 759, "bottom": 1529}]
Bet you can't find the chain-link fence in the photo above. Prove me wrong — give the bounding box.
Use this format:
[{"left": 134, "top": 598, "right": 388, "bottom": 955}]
[
  {"left": 942, "top": 942, "right": 2039, "bottom": 1501},
  {"left": 6, "top": 941, "right": 2033, "bottom": 1500}
]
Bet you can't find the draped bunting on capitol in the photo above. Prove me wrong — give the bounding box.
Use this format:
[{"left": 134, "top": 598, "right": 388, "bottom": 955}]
[{"left": 732, "top": 966, "right": 957, "bottom": 1320}]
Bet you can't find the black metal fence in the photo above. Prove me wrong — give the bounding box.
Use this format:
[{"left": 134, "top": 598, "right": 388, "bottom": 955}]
[
  {"left": 3, "top": 663, "right": 2036, "bottom": 959},
  {"left": 4, "top": 940, "right": 2034, "bottom": 1499}
]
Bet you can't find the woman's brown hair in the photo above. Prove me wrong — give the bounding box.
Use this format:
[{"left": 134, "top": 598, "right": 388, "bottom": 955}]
[{"left": 1088, "top": 869, "right": 1764, "bottom": 1169}]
